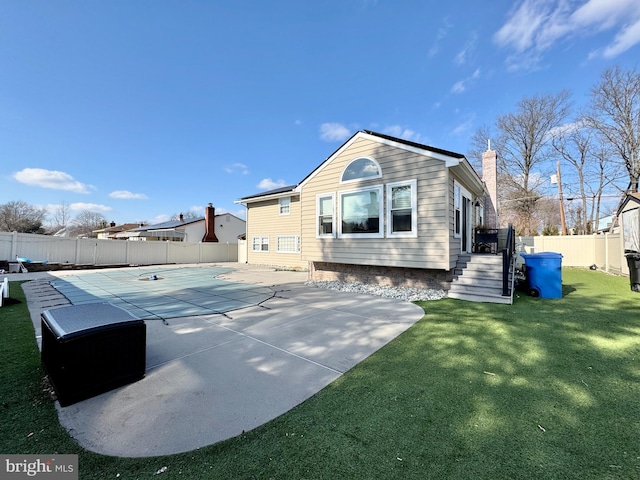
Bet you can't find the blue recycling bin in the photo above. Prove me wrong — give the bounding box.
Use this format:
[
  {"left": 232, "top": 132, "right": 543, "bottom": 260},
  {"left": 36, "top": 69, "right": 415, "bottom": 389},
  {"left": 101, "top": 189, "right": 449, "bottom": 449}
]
[{"left": 521, "top": 252, "right": 563, "bottom": 298}]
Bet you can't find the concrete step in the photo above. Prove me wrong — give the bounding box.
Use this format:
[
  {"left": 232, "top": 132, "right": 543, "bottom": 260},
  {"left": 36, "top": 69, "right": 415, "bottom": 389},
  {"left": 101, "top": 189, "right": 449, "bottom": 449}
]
[
  {"left": 453, "top": 265, "right": 502, "bottom": 278},
  {"left": 449, "top": 282, "right": 504, "bottom": 296},
  {"left": 448, "top": 290, "right": 512, "bottom": 304},
  {"left": 452, "top": 275, "right": 508, "bottom": 287}
]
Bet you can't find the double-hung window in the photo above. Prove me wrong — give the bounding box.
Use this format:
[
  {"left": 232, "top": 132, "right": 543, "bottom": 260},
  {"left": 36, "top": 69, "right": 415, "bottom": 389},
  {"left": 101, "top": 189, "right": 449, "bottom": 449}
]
[
  {"left": 386, "top": 180, "right": 417, "bottom": 237},
  {"left": 316, "top": 193, "right": 335, "bottom": 238},
  {"left": 279, "top": 197, "right": 291, "bottom": 215},
  {"left": 252, "top": 236, "right": 269, "bottom": 252},
  {"left": 338, "top": 186, "right": 384, "bottom": 238}
]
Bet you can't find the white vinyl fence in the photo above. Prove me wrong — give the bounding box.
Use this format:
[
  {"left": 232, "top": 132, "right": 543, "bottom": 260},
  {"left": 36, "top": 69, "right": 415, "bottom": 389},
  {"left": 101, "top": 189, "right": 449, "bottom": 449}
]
[
  {"left": 517, "top": 233, "right": 625, "bottom": 275},
  {"left": 0, "top": 232, "right": 238, "bottom": 266}
]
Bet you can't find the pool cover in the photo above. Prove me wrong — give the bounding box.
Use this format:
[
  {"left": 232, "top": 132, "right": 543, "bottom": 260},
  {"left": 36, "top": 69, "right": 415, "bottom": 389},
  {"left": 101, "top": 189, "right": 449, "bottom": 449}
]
[{"left": 49, "top": 266, "right": 276, "bottom": 320}]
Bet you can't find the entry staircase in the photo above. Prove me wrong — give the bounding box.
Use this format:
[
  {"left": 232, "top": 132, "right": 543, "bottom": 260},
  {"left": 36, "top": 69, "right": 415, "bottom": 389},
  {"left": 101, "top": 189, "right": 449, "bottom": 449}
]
[
  {"left": 448, "top": 254, "right": 513, "bottom": 304},
  {"left": 448, "top": 224, "right": 516, "bottom": 304}
]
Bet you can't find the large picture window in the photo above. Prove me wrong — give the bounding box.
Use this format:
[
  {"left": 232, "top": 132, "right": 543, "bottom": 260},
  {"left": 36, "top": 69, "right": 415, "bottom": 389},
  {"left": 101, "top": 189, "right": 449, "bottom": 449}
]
[
  {"left": 338, "top": 186, "right": 383, "bottom": 238},
  {"left": 316, "top": 193, "right": 335, "bottom": 238},
  {"left": 387, "top": 180, "right": 417, "bottom": 237}
]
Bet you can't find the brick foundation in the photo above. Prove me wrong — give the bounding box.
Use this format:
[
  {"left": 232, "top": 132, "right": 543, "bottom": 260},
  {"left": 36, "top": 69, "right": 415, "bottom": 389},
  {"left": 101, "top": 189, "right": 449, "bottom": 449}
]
[{"left": 308, "top": 261, "right": 452, "bottom": 290}]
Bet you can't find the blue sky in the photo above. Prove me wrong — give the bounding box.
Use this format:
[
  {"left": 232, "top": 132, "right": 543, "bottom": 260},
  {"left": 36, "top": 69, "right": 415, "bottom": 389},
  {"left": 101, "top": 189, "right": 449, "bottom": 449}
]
[{"left": 2, "top": 0, "right": 639, "bottom": 226}]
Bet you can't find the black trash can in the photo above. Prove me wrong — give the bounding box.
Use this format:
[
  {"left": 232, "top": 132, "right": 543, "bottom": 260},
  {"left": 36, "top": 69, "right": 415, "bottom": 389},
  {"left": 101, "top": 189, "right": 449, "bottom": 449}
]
[{"left": 625, "top": 252, "right": 640, "bottom": 293}]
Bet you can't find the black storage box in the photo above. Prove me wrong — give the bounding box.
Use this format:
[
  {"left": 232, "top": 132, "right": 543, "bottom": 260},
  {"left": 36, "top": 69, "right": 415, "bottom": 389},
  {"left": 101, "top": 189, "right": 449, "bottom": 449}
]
[{"left": 41, "top": 303, "right": 146, "bottom": 407}]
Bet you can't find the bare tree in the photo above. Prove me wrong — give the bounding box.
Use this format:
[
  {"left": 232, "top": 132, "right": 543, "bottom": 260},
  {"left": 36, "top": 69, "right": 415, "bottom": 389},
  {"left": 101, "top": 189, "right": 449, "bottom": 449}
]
[
  {"left": 0, "top": 200, "right": 47, "bottom": 233},
  {"left": 490, "top": 90, "right": 573, "bottom": 235},
  {"left": 69, "top": 210, "right": 107, "bottom": 238},
  {"left": 551, "top": 123, "right": 594, "bottom": 234},
  {"left": 585, "top": 65, "right": 640, "bottom": 193},
  {"left": 47, "top": 201, "right": 73, "bottom": 233}
]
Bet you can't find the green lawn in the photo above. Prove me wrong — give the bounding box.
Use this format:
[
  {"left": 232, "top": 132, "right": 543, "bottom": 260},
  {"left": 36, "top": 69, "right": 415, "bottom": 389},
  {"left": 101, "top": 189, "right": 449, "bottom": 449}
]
[{"left": 1, "top": 268, "right": 639, "bottom": 479}]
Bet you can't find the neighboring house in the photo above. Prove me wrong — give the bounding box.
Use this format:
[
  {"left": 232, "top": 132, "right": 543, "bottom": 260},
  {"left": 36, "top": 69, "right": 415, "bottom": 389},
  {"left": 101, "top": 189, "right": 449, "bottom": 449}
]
[
  {"left": 93, "top": 223, "right": 144, "bottom": 240},
  {"left": 618, "top": 192, "right": 640, "bottom": 251},
  {"left": 116, "top": 204, "right": 246, "bottom": 243},
  {"left": 237, "top": 130, "right": 489, "bottom": 289}
]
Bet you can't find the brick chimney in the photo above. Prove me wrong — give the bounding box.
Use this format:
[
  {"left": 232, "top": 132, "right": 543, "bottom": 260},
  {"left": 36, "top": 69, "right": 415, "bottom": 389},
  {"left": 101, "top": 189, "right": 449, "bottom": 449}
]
[
  {"left": 203, "top": 203, "right": 219, "bottom": 242},
  {"left": 482, "top": 141, "right": 499, "bottom": 228}
]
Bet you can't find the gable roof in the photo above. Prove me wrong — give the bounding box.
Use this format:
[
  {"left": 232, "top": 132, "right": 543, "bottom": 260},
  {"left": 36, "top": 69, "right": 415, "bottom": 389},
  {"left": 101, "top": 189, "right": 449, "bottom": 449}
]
[
  {"left": 617, "top": 192, "right": 640, "bottom": 215},
  {"left": 297, "top": 130, "right": 483, "bottom": 194},
  {"left": 237, "top": 130, "right": 485, "bottom": 204}
]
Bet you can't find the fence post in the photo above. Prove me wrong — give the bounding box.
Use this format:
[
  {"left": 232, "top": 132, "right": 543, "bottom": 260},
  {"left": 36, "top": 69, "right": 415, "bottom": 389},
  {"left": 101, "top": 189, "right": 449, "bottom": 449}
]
[
  {"left": 10, "top": 231, "right": 18, "bottom": 259},
  {"left": 605, "top": 232, "right": 610, "bottom": 273}
]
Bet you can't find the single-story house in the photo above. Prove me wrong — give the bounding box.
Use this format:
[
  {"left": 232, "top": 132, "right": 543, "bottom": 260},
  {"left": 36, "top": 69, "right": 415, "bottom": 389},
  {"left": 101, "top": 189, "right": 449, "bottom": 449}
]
[
  {"left": 93, "top": 223, "right": 144, "bottom": 240},
  {"left": 116, "top": 204, "right": 246, "bottom": 243},
  {"left": 237, "top": 130, "right": 493, "bottom": 289}
]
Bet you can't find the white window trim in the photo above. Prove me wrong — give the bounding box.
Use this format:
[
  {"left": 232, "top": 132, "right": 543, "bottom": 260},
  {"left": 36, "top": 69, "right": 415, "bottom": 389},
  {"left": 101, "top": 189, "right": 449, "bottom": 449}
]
[
  {"left": 251, "top": 236, "right": 269, "bottom": 252},
  {"left": 338, "top": 185, "right": 384, "bottom": 239},
  {"left": 316, "top": 192, "right": 336, "bottom": 238},
  {"left": 340, "top": 157, "right": 382, "bottom": 184},
  {"left": 276, "top": 235, "right": 300, "bottom": 253},
  {"left": 279, "top": 197, "right": 291, "bottom": 215},
  {"left": 386, "top": 179, "right": 418, "bottom": 238}
]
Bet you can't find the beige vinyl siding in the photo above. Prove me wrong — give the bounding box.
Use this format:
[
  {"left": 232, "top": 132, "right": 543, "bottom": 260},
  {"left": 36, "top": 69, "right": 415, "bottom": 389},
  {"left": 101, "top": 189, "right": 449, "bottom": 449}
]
[
  {"left": 246, "top": 195, "right": 306, "bottom": 269},
  {"left": 300, "top": 137, "right": 451, "bottom": 270}
]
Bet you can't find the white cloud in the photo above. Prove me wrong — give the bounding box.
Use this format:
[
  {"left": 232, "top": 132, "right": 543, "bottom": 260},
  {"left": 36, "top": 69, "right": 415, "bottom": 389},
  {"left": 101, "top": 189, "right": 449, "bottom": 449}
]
[
  {"left": 12, "top": 168, "right": 93, "bottom": 193},
  {"left": 494, "top": 0, "right": 640, "bottom": 68},
  {"left": 450, "top": 114, "right": 477, "bottom": 137},
  {"left": 451, "top": 69, "right": 481, "bottom": 94},
  {"left": 69, "top": 202, "right": 112, "bottom": 213},
  {"left": 454, "top": 32, "right": 478, "bottom": 65},
  {"left": 381, "top": 126, "right": 420, "bottom": 142},
  {"left": 224, "top": 162, "right": 249, "bottom": 175},
  {"left": 109, "top": 190, "right": 148, "bottom": 200},
  {"left": 451, "top": 81, "right": 466, "bottom": 94},
  {"left": 319, "top": 122, "right": 351, "bottom": 142},
  {"left": 257, "top": 178, "right": 288, "bottom": 190},
  {"left": 188, "top": 205, "right": 205, "bottom": 215},
  {"left": 149, "top": 214, "right": 170, "bottom": 225},
  {"left": 428, "top": 17, "right": 453, "bottom": 58},
  {"left": 600, "top": 17, "right": 640, "bottom": 58}
]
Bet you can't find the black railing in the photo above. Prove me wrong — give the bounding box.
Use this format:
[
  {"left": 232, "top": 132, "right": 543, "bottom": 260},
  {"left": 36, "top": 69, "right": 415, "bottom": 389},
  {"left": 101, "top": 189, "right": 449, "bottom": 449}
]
[{"left": 502, "top": 223, "right": 515, "bottom": 296}]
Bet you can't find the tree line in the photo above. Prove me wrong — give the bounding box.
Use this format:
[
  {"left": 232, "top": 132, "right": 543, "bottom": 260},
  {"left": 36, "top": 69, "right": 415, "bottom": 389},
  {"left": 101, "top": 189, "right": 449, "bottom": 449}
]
[
  {"left": 468, "top": 65, "right": 639, "bottom": 236},
  {"left": 0, "top": 201, "right": 108, "bottom": 237},
  {"left": 0, "top": 200, "right": 200, "bottom": 237}
]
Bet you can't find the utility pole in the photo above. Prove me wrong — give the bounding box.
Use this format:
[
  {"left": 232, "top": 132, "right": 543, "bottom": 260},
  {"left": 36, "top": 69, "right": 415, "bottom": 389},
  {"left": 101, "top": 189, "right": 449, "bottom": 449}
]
[{"left": 557, "top": 161, "right": 568, "bottom": 235}]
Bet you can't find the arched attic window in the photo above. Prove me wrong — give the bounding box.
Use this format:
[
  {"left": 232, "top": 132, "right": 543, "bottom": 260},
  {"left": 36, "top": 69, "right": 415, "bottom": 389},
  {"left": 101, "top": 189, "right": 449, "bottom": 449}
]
[{"left": 341, "top": 157, "right": 382, "bottom": 183}]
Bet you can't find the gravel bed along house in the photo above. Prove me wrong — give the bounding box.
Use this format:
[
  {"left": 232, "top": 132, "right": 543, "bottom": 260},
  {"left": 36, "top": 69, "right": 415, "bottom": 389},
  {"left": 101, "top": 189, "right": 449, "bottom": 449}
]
[{"left": 304, "top": 280, "right": 446, "bottom": 302}]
